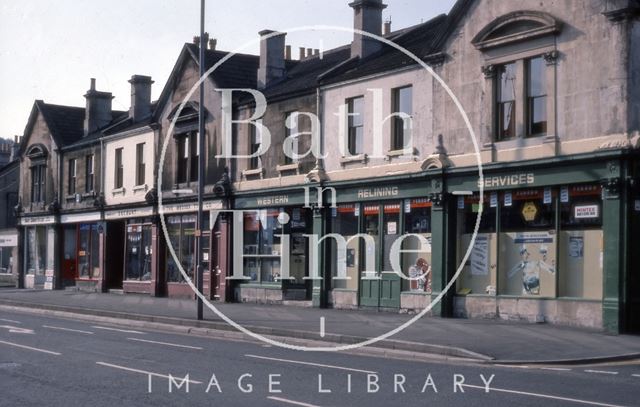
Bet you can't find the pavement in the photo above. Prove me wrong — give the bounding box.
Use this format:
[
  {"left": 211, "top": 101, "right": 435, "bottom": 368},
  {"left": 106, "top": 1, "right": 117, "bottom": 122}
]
[{"left": 0, "top": 288, "right": 639, "bottom": 364}]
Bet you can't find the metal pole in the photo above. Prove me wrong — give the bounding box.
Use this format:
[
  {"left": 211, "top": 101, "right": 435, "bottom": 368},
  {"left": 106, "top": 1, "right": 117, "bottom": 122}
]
[{"left": 196, "top": 0, "right": 205, "bottom": 320}]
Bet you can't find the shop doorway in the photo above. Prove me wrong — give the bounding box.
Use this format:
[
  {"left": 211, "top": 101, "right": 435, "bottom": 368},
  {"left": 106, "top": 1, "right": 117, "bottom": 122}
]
[
  {"left": 627, "top": 193, "right": 640, "bottom": 333},
  {"left": 61, "top": 226, "right": 77, "bottom": 286},
  {"left": 105, "top": 221, "right": 125, "bottom": 290},
  {"left": 358, "top": 203, "right": 401, "bottom": 308}
]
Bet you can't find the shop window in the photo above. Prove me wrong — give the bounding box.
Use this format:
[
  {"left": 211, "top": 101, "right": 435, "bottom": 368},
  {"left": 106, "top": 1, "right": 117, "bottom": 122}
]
[
  {"left": 402, "top": 199, "right": 432, "bottom": 292},
  {"left": 329, "top": 204, "right": 360, "bottom": 290},
  {"left": 136, "top": 143, "right": 145, "bottom": 186},
  {"left": 166, "top": 215, "right": 196, "bottom": 282},
  {"left": 176, "top": 132, "right": 199, "bottom": 183},
  {"left": 85, "top": 154, "right": 94, "bottom": 193},
  {"left": 26, "top": 226, "right": 47, "bottom": 275},
  {"left": 114, "top": 148, "right": 124, "bottom": 189},
  {"left": 30, "top": 164, "right": 46, "bottom": 204},
  {"left": 498, "top": 189, "right": 556, "bottom": 297},
  {"left": 361, "top": 204, "right": 380, "bottom": 279},
  {"left": 125, "top": 224, "right": 152, "bottom": 281},
  {"left": 78, "top": 223, "right": 100, "bottom": 279},
  {"left": 456, "top": 194, "right": 498, "bottom": 295},
  {"left": 391, "top": 86, "right": 413, "bottom": 151},
  {"left": 347, "top": 96, "right": 364, "bottom": 156},
  {"left": 496, "top": 63, "right": 517, "bottom": 141},
  {"left": 526, "top": 57, "right": 547, "bottom": 136},
  {"left": 243, "top": 209, "right": 282, "bottom": 283},
  {"left": 558, "top": 184, "right": 603, "bottom": 299},
  {"left": 68, "top": 159, "right": 77, "bottom": 195},
  {"left": 0, "top": 246, "right": 13, "bottom": 274}
]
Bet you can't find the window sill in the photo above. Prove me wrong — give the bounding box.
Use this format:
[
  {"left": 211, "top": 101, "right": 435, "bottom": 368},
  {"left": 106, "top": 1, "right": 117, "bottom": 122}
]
[
  {"left": 82, "top": 192, "right": 96, "bottom": 198},
  {"left": 340, "top": 153, "right": 368, "bottom": 165},
  {"left": 65, "top": 194, "right": 78, "bottom": 202},
  {"left": 242, "top": 168, "right": 264, "bottom": 179},
  {"left": 491, "top": 134, "right": 555, "bottom": 149},
  {"left": 276, "top": 162, "right": 300, "bottom": 175},
  {"left": 132, "top": 184, "right": 148, "bottom": 193},
  {"left": 111, "top": 187, "right": 126, "bottom": 196},
  {"left": 385, "top": 147, "right": 417, "bottom": 160}
]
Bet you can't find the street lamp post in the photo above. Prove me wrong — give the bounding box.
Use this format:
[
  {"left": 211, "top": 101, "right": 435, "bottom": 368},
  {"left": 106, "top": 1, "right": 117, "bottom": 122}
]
[{"left": 196, "top": 0, "right": 206, "bottom": 321}]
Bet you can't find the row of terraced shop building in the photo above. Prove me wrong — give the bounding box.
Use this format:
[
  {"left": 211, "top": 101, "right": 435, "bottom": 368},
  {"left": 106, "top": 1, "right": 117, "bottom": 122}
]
[{"left": 10, "top": 0, "right": 640, "bottom": 333}]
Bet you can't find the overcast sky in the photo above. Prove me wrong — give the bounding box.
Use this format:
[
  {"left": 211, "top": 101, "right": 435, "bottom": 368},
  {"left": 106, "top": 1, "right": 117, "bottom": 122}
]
[{"left": 0, "top": 0, "right": 456, "bottom": 137}]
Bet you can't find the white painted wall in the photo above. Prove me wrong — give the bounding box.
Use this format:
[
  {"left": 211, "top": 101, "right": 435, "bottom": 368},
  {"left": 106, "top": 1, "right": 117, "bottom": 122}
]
[{"left": 104, "top": 130, "right": 155, "bottom": 206}]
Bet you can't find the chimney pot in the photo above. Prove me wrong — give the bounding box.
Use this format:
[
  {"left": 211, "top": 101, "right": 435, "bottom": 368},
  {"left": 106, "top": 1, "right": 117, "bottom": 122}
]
[
  {"left": 299, "top": 47, "right": 306, "bottom": 59},
  {"left": 208, "top": 38, "right": 217, "bottom": 50},
  {"left": 90, "top": 78, "right": 96, "bottom": 91},
  {"left": 193, "top": 35, "right": 200, "bottom": 45},
  {"left": 314, "top": 49, "right": 320, "bottom": 56},
  {"left": 384, "top": 19, "right": 392, "bottom": 35},
  {"left": 306, "top": 48, "right": 313, "bottom": 58},
  {"left": 285, "top": 45, "right": 292, "bottom": 60}
]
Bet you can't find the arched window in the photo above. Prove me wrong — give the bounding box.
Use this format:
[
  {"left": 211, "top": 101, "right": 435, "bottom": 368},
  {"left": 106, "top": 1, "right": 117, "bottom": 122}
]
[{"left": 473, "top": 11, "right": 562, "bottom": 142}]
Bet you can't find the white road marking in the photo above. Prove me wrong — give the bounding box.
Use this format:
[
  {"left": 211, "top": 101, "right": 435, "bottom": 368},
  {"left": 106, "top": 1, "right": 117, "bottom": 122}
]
[
  {"left": 319, "top": 317, "right": 325, "bottom": 338},
  {"left": 43, "top": 325, "right": 94, "bottom": 335},
  {"left": 632, "top": 374, "right": 640, "bottom": 378},
  {"left": 540, "top": 367, "right": 572, "bottom": 371},
  {"left": 584, "top": 369, "right": 619, "bottom": 375},
  {"left": 96, "top": 362, "right": 202, "bottom": 384},
  {"left": 463, "top": 384, "right": 626, "bottom": 407},
  {"left": 0, "top": 318, "right": 21, "bottom": 324},
  {"left": 126, "top": 337, "right": 202, "bottom": 350},
  {"left": 0, "top": 325, "right": 34, "bottom": 334},
  {"left": 494, "top": 364, "right": 530, "bottom": 369},
  {"left": 92, "top": 325, "right": 145, "bottom": 334},
  {"left": 0, "top": 339, "right": 61, "bottom": 355},
  {"left": 267, "top": 396, "right": 320, "bottom": 407},
  {"left": 245, "top": 354, "right": 377, "bottom": 374}
]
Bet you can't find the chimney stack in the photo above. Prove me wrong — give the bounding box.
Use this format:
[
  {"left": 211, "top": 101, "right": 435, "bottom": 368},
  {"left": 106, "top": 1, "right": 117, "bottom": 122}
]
[
  {"left": 208, "top": 38, "right": 217, "bottom": 50},
  {"left": 299, "top": 47, "right": 306, "bottom": 60},
  {"left": 129, "top": 75, "right": 154, "bottom": 122},
  {"left": 349, "top": 0, "right": 387, "bottom": 59},
  {"left": 383, "top": 19, "right": 392, "bottom": 35},
  {"left": 306, "top": 48, "right": 313, "bottom": 58},
  {"left": 257, "top": 30, "right": 286, "bottom": 89},
  {"left": 285, "top": 45, "right": 292, "bottom": 60},
  {"left": 83, "top": 78, "right": 113, "bottom": 136}
]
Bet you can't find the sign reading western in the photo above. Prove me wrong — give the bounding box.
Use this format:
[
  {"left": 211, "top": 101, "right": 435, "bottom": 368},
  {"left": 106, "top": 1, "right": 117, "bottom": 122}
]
[
  {"left": 20, "top": 215, "right": 56, "bottom": 225},
  {"left": 574, "top": 204, "right": 599, "bottom": 219},
  {"left": 256, "top": 195, "right": 289, "bottom": 206},
  {"left": 478, "top": 173, "right": 535, "bottom": 189},
  {"left": 105, "top": 206, "right": 154, "bottom": 220}
]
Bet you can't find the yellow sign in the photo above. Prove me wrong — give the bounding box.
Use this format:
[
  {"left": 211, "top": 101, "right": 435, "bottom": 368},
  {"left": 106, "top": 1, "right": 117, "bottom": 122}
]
[{"left": 521, "top": 201, "right": 538, "bottom": 222}]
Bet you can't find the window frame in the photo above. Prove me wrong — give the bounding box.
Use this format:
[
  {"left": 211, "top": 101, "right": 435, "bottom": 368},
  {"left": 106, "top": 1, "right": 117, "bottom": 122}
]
[
  {"left": 30, "top": 164, "right": 46, "bottom": 204},
  {"left": 391, "top": 86, "right": 413, "bottom": 151},
  {"left": 114, "top": 147, "right": 124, "bottom": 189},
  {"left": 135, "top": 143, "right": 145, "bottom": 186},
  {"left": 68, "top": 159, "right": 77, "bottom": 195},
  {"left": 85, "top": 154, "right": 94, "bottom": 193},
  {"left": 346, "top": 96, "right": 364, "bottom": 156},
  {"left": 525, "top": 56, "right": 548, "bottom": 138},
  {"left": 176, "top": 132, "right": 199, "bottom": 184}
]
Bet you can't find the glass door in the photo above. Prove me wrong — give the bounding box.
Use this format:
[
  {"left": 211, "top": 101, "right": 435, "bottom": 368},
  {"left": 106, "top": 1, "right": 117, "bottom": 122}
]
[
  {"left": 380, "top": 202, "right": 402, "bottom": 308},
  {"left": 359, "top": 204, "right": 380, "bottom": 307}
]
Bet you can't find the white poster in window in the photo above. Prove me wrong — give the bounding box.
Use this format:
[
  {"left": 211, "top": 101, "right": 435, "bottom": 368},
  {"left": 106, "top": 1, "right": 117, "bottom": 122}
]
[
  {"left": 504, "top": 192, "right": 513, "bottom": 207},
  {"left": 387, "top": 222, "right": 397, "bottom": 235},
  {"left": 354, "top": 206, "right": 360, "bottom": 217},
  {"left": 457, "top": 196, "right": 465, "bottom": 209},
  {"left": 569, "top": 236, "right": 584, "bottom": 258},
  {"left": 543, "top": 188, "right": 552, "bottom": 204},
  {"left": 331, "top": 207, "right": 337, "bottom": 217},
  {"left": 490, "top": 192, "right": 498, "bottom": 208},
  {"left": 470, "top": 236, "right": 489, "bottom": 276},
  {"left": 574, "top": 205, "right": 599, "bottom": 219},
  {"left": 561, "top": 186, "right": 569, "bottom": 203}
]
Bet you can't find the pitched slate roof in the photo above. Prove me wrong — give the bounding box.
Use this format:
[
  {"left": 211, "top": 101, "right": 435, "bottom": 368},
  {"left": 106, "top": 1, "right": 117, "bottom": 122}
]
[{"left": 35, "top": 101, "right": 86, "bottom": 146}]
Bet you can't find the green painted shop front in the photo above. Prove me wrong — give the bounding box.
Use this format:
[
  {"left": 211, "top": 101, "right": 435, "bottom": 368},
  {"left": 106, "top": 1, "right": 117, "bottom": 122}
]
[
  {"left": 320, "top": 175, "right": 442, "bottom": 311},
  {"left": 446, "top": 151, "right": 637, "bottom": 333}
]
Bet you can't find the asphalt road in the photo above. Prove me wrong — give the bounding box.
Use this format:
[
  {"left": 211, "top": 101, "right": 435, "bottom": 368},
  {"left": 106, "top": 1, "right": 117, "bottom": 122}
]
[{"left": 0, "top": 310, "right": 639, "bottom": 407}]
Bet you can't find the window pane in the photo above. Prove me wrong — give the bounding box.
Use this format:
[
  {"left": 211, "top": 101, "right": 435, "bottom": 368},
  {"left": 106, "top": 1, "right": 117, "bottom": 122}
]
[
  {"left": 498, "top": 63, "right": 516, "bottom": 103},
  {"left": 499, "top": 101, "right": 516, "bottom": 140},
  {"left": 349, "top": 97, "right": 364, "bottom": 127},
  {"left": 527, "top": 57, "right": 546, "bottom": 97}
]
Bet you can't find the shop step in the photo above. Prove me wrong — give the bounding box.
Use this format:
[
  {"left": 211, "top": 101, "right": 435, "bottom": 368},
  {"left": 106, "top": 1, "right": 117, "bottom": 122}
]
[
  {"left": 281, "top": 300, "right": 313, "bottom": 308},
  {"left": 108, "top": 289, "right": 125, "bottom": 295}
]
